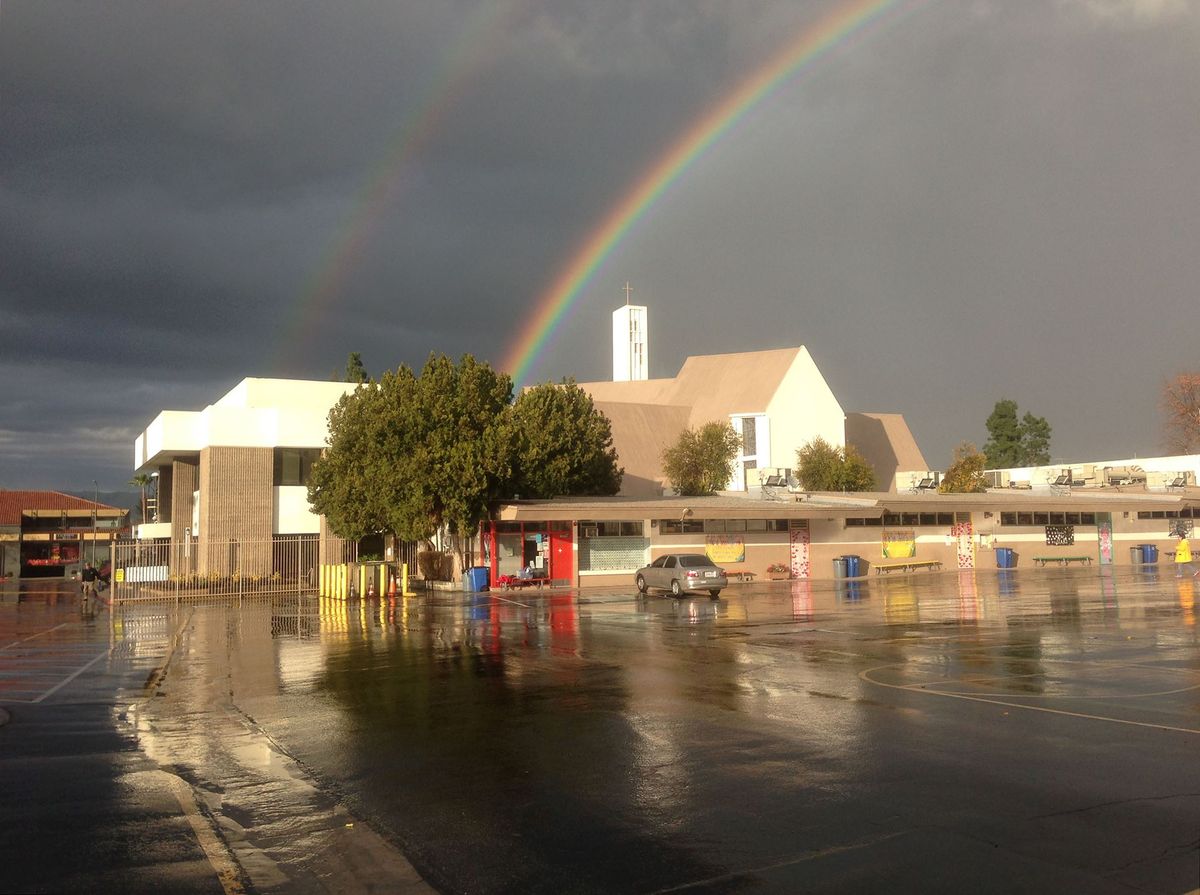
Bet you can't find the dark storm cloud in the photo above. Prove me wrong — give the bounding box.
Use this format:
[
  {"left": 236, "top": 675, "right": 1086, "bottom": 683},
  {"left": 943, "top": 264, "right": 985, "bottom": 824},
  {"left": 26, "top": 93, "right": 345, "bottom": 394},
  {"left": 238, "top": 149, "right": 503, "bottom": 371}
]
[{"left": 2, "top": 0, "right": 1198, "bottom": 490}]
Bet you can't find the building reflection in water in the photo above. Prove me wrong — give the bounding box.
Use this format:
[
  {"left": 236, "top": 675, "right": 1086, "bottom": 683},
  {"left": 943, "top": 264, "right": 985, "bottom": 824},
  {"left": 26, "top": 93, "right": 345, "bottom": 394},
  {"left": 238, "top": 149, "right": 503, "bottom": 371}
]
[{"left": 790, "top": 579, "right": 813, "bottom": 622}]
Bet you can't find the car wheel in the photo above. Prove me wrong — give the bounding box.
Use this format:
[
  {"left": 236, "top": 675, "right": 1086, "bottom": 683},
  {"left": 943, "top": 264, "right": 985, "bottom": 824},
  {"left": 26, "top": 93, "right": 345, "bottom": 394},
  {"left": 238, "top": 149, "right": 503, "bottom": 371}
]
[
  {"left": 670, "top": 579, "right": 682, "bottom": 597},
  {"left": 709, "top": 589, "right": 721, "bottom": 600},
  {"left": 636, "top": 575, "right": 647, "bottom": 594}
]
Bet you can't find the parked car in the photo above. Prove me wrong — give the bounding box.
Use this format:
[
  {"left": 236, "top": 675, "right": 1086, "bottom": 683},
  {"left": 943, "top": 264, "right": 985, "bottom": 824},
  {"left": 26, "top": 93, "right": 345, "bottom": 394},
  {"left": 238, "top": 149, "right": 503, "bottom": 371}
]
[{"left": 635, "top": 553, "right": 726, "bottom": 599}]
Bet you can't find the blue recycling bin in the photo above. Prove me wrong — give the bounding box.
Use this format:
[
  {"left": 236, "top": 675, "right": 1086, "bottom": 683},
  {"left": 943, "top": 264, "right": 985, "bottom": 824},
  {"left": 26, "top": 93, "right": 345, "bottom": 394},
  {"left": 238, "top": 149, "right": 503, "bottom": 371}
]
[
  {"left": 843, "top": 555, "right": 862, "bottom": 577},
  {"left": 1140, "top": 544, "right": 1159, "bottom": 564},
  {"left": 832, "top": 557, "right": 848, "bottom": 579},
  {"left": 995, "top": 547, "right": 1015, "bottom": 569},
  {"left": 463, "top": 567, "right": 490, "bottom": 592}
]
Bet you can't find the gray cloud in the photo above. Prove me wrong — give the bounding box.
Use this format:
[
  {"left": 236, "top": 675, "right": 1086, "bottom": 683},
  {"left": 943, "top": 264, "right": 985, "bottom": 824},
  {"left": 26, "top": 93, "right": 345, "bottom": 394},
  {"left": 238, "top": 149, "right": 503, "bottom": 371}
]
[{"left": 2, "top": 1, "right": 1197, "bottom": 489}]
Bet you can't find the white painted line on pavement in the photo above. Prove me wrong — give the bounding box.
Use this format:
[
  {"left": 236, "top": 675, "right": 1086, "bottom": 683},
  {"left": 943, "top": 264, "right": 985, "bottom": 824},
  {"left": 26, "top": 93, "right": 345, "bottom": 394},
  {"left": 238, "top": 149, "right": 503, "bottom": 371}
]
[
  {"left": 1, "top": 622, "right": 69, "bottom": 651},
  {"left": 31, "top": 650, "right": 108, "bottom": 703}
]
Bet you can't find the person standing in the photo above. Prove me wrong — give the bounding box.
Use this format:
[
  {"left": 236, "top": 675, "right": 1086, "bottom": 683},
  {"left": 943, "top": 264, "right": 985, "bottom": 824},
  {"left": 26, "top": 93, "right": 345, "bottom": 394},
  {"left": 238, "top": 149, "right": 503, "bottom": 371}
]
[
  {"left": 1174, "top": 536, "right": 1193, "bottom": 577},
  {"left": 80, "top": 562, "right": 98, "bottom": 599}
]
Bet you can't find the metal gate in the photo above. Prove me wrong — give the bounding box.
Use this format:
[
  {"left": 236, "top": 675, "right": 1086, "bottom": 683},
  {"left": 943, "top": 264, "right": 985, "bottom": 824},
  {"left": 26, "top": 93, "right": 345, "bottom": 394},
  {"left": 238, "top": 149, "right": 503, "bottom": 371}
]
[{"left": 110, "top": 534, "right": 352, "bottom": 602}]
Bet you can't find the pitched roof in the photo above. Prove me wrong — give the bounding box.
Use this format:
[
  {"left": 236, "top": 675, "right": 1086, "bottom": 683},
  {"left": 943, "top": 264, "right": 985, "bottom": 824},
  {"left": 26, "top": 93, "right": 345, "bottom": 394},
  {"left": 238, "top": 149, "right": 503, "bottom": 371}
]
[
  {"left": 593, "top": 402, "right": 692, "bottom": 497},
  {"left": 580, "top": 348, "right": 803, "bottom": 427},
  {"left": 0, "top": 490, "right": 120, "bottom": 526}
]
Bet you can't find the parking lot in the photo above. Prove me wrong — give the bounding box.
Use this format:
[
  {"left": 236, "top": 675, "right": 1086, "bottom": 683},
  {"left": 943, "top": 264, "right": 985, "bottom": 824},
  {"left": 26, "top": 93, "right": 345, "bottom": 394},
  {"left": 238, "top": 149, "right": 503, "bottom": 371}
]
[{"left": 2, "top": 568, "right": 1198, "bottom": 893}]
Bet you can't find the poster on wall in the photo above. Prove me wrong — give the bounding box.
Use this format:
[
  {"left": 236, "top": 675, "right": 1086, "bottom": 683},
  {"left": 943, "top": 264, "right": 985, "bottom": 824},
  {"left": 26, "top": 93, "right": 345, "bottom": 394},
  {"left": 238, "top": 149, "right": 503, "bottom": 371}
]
[
  {"left": 705, "top": 535, "right": 745, "bottom": 564},
  {"left": 789, "top": 521, "right": 811, "bottom": 579},
  {"left": 882, "top": 530, "right": 916, "bottom": 558}
]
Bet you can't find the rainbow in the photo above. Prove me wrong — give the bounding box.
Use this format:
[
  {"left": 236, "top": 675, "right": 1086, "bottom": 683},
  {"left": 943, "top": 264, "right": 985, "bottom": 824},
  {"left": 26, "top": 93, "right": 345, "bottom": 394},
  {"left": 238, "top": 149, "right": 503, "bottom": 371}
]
[
  {"left": 272, "top": 3, "right": 518, "bottom": 372},
  {"left": 503, "top": 0, "right": 924, "bottom": 386}
]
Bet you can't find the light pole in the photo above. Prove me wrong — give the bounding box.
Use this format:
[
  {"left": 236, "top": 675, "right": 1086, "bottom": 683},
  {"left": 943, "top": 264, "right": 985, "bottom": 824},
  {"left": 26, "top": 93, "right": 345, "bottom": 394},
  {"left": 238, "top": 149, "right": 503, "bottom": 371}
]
[{"left": 91, "top": 480, "right": 98, "bottom": 566}]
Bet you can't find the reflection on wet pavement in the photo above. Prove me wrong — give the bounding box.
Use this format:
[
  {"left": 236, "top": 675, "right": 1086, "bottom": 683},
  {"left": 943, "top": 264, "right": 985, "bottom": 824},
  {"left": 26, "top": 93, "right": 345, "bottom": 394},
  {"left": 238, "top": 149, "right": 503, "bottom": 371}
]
[{"left": 6, "top": 568, "right": 1197, "bottom": 893}]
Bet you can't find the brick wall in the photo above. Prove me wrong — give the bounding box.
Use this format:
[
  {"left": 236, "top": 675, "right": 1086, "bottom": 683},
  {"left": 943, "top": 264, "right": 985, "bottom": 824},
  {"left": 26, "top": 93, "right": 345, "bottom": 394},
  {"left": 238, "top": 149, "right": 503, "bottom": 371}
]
[{"left": 198, "top": 447, "right": 273, "bottom": 575}]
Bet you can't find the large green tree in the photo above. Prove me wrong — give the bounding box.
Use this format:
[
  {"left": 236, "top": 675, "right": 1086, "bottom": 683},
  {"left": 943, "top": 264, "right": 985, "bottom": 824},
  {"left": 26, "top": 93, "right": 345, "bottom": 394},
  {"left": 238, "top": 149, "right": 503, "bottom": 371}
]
[
  {"left": 983, "top": 399, "right": 1052, "bottom": 467},
  {"left": 661, "top": 422, "right": 741, "bottom": 496},
  {"left": 794, "top": 437, "right": 877, "bottom": 492},
  {"left": 309, "top": 355, "right": 513, "bottom": 564},
  {"left": 509, "top": 379, "right": 623, "bottom": 498},
  {"left": 309, "top": 356, "right": 624, "bottom": 567},
  {"left": 939, "top": 442, "right": 988, "bottom": 493}
]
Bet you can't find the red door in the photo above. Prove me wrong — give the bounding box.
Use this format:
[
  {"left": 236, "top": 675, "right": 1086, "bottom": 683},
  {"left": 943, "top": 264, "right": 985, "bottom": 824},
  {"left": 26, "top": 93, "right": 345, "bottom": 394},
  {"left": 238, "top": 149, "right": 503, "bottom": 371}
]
[{"left": 549, "top": 526, "right": 573, "bottom": 584}]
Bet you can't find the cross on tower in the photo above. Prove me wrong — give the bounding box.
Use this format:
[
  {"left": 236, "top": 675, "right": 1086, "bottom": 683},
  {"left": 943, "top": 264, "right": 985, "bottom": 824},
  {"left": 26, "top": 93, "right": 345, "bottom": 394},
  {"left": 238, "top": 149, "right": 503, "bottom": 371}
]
[{"left": 623, "top": 281, "right": 633, "bottom": 305}]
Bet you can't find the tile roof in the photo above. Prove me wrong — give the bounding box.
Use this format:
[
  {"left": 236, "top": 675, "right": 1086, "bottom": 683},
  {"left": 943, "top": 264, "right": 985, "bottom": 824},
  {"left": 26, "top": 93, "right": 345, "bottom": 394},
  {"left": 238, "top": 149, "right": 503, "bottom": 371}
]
[{"left": 0, "top": 490, "right": 121, "bottom": 526}]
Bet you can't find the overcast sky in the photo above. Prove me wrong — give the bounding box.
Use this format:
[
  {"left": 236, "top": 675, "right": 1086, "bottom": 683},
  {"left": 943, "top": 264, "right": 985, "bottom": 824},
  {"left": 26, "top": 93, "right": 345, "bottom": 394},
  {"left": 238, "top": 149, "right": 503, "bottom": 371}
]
[{"left": 2, "top": 0, "right": 1197, "bottom": 492}]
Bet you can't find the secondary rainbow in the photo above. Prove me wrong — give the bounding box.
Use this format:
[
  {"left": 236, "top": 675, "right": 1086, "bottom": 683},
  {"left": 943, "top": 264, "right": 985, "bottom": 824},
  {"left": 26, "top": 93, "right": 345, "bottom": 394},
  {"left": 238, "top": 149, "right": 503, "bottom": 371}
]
[
  {"left": 503, "top": 0, "right": 917, "bottom": 386},
  {"left": 272, "top": 3, "right": 517, "bottom": 371}
]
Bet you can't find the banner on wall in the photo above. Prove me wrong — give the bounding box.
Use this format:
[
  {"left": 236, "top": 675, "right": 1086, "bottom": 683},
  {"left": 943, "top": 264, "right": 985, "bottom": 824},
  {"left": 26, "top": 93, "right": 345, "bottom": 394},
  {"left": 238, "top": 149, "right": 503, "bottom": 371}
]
[
  {"left": 952, "top": 520, "right": 975, "bottom": 569},
  {"left": 1096, "top": 513, "right": 1113, "bottom": 565},
  {"left": 705, "top": 535, "right": 745, "bottom": 564},
  {"left": 882, "top": 529, "right": 916, "bottom": 558},
  {"left": 789, "top": 520, "right": 811, "bottom": 579}
]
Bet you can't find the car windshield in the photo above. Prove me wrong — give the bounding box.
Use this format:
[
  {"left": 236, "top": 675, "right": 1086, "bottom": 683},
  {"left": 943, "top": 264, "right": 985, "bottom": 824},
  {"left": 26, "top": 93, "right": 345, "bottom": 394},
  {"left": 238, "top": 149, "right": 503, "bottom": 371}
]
[{"left": 678, "top": 555, "right": 716, "bottom": 568}]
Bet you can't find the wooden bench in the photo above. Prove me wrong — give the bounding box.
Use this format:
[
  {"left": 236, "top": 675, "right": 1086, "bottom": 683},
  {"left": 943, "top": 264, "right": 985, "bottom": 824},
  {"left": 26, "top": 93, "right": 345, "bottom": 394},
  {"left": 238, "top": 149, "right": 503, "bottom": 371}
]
[
  {"left": 873, "top": 559, "right": 942, "bottom": 575},
  {"left": 724, "top": 569, "right": 756, "bottom": 582},
  {"left": 1032, "top": 555, "right": 1092, "bottom": 567}
]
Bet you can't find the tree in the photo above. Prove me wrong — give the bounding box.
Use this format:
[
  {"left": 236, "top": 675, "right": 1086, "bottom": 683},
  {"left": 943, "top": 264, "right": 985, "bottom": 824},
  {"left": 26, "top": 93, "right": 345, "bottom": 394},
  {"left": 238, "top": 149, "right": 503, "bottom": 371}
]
[
  {"left": 661, "top": 422, "right": 741, "bottom": 496},
  {"left": 128, "top": 473, "right": 153, "bottom": 525},
  {"left": 939, "top": 442, "right": 988, "bottom": 493},
  {"left": 983, "top": 399, "right": 1051, "bottom": 467},
  {"left": 1162, "top": 372, "right": 1200, "bottom": 453},
  {"left": 345, "top": 352, "right": 368, "bottom": 384},
  {"left": 794, "top": 437, "right": 877, "bottom": 492},
  {"left": 308, "top": 355, "right": 626, "bottom": 572},
  {"left": 309, "top": 354, "right": 513, "bottom": 569},
  {"left": 509, "top": 379, "right": 623, "bottom": 498}
]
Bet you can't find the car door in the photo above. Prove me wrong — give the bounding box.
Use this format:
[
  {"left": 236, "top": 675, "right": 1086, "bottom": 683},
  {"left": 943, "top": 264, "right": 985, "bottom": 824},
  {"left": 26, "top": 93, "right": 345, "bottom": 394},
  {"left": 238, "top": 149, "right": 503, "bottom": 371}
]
[{"left": 656, "top": 555, "right": 677, "bottom": 590}]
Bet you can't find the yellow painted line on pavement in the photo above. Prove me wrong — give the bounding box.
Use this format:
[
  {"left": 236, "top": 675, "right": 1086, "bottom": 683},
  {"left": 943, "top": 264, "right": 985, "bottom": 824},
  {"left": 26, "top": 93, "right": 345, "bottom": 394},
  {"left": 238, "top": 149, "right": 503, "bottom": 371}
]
[
  {"left": 860, "top": 665, "right": 1200, "bottom": 735},
  {"left": 167, "top": 774, "right": 246, "bottom": 895}
]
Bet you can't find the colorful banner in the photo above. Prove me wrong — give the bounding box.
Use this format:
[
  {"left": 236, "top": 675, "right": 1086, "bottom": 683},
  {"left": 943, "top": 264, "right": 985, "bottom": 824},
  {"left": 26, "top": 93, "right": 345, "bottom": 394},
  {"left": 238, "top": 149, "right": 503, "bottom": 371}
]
[
  {"left": 882, "top": 529, "right": 916, "bottom": 558},
  {"left": 1097, "top": 516, "right": 1113, "bottom": 565},
  {"left": 705, "top": 535, "right": 745, "bottom": 564},
  {"left": 952, "top": 521, "right": 975, "bottom": 569},
  {"left": 789, "top": 521, "right": 811, "bottom": 579}
]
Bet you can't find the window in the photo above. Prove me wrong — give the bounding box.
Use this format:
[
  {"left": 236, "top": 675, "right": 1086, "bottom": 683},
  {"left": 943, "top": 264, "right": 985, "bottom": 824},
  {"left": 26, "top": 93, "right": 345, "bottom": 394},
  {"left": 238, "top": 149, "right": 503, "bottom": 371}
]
[
  {"left": 578, "top": 520, "right": 644, "bottom": 537},
  {"left": 1033, "top": 513, "right": 1049, "bottom": 525},
  {"left": 650, "top": 556, "right": 667, "bottom": 568},
  {"left": 703, "top": 519, "right": 726, "bottom": 533},
  {"left": 663, "top": 556, "right": 677, "bottom": 569},
  {"left": 741, "top": 418, "right": 757, "bottom": 456},
  {"left": 274, "top": 448, "right": 321, "bottom": 487},
  {"left": 746, "top": 519, "right": 766, "bottom": 532}
]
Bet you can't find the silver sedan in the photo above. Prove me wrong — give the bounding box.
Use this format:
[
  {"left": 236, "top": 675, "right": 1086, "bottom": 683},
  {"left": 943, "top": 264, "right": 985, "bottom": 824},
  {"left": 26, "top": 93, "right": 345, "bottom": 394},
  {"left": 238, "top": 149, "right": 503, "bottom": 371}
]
[{"left": 635, "top": 553, "right": 726, "bottom": 599}]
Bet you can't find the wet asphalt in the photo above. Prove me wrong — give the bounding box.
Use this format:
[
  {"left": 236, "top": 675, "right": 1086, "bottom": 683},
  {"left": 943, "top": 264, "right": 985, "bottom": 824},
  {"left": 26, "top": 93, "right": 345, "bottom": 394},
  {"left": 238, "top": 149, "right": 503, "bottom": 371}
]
[{"left": 1, "top": 569, "right": 1198, "bottom": 894}]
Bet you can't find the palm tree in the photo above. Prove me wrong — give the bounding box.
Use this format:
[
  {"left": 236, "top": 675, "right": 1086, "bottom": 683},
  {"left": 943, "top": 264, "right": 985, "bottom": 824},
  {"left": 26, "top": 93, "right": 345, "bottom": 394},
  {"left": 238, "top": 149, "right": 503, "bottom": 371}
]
[{"left": 129, "top": 473, "right": 152, "bottom": 525}]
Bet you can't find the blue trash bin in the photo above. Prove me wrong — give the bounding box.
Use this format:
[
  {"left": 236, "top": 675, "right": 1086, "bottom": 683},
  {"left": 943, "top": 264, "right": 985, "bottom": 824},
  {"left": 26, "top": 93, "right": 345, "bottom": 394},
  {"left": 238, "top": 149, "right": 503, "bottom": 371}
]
[
  {"left": 464, "top": 567, "right": 489, "bottom": 592},
  {"left": 1141, "top": 544, "right": 1159, "bottom": 564},
  {"left": 996, "top": 547, "right": 1014, "bottom": 569},
  {"left": 844, "top": 555, "right": 861, "bottom": 577},
  {"left": 832, "top": 557, "right": 848, "bottom": 579}
]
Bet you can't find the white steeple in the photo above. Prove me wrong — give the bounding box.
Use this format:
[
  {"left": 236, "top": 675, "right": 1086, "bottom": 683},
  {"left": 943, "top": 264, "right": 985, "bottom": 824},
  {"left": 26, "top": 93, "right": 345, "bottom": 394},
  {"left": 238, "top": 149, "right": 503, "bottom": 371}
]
[{"left": 612, "top": 283, "right": 648, "bottom": 382}]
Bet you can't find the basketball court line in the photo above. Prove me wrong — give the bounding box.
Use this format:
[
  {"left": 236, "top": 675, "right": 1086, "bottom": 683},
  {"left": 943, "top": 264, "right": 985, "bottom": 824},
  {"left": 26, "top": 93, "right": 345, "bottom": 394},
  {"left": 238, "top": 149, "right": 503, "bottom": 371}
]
[{"left": 859, "top": 664, "right": 1200, "bottom": 735}]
